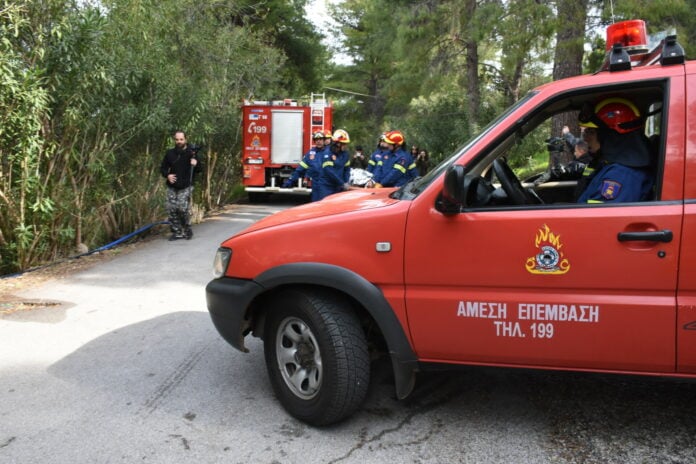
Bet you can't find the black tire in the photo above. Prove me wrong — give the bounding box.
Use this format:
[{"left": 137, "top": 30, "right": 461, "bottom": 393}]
[{"left": 264, "top": 289, "right": 370, "bottom": 426}]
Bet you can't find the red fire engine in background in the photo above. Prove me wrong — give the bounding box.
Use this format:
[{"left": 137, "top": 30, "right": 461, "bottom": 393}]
[{"left": 241, "top": 93, "right": 333, "bottom": 201}]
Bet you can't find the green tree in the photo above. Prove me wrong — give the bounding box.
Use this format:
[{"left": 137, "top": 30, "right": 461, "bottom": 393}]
[
  {"left": 0, "top": 0, "right": 326, "bottom": 274},
  {"left": 329, "top": 0, "right": 399, "bottom": 135},
  {"left": 329, "top": 0, "right": 557, "bottom": 158},
  {"left": 221, "top": 0, "right": 326, "bottom": 95},
  {"left": 0, "top": 1, "right": 60, "bottom": 270},
  {"left": 551, "top": 0, "right": 589, "bottom": 141}
]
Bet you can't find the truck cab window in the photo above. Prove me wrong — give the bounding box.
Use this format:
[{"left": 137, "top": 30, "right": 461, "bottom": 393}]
[{"left": 460, "top": 86, "right": 666, "bottom": 209}]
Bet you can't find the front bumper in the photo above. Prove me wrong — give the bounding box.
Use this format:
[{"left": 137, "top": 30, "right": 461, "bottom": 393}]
[{"left": 205, "top": 277, "right": 265, "bottom": 352}]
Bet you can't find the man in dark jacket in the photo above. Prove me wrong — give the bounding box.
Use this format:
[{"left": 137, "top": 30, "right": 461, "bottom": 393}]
[{"left": 160, "top": 130, "right": 202, "bottom": 240}]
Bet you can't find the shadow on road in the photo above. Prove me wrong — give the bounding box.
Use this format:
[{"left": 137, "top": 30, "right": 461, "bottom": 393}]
[
  {"left": 32, "top": 308, "right": 696, "bottom": 463},
  {"left": 47, "top": 311, "right": 270, "bottom": 421}
]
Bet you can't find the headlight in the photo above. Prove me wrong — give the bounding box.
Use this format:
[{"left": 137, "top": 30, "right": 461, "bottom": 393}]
[{"left": 212, "top": 247, "right": 232, "bottom": 278}]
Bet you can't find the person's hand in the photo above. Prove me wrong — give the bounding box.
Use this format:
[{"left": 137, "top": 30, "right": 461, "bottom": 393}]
[
  {"left": 167, "top": 174, "right": 177, "bottom": 184},
  {"left": 567, "top": 162, "right": 586, "bottom": 176},
  {"left": 190, "top": 158, "right": 198, "bottom": 166}
]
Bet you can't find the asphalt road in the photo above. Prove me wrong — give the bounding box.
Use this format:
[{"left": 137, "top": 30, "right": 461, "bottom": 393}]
[{"left": 1, "top": 200, "right": 695, "bottom": 464}]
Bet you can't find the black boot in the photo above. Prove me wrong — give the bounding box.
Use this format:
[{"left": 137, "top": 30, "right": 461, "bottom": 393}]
[{"left": 169, "top": 227, "right": 184, "bottom": 241}]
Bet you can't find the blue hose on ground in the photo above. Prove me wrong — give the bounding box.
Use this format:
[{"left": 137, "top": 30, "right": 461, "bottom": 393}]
[
  {"left": 1, "top": 220, "right": 170, "bottom": 279},
  {"left": 86, "top": 221, "right": 170, "bottom": 254}
]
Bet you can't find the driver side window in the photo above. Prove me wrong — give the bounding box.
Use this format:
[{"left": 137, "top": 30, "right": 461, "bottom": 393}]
[
  {"left": 480, "top": 88, "right": 664, "bottom": 208},
  {"left": 480, "top": 112, "right": 584, "bottom": 207},
  {"left": 500, "top": 113, "right": 583, "bottom": 205}
]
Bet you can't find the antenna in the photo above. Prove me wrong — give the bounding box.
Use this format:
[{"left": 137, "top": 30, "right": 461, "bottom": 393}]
[{"left": 609, "top": 0, "right": 615, "bottom": 23}]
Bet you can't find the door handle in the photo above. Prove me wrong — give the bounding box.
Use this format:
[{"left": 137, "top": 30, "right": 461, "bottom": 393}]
[{"left": 617, "top": 229, "right": 673, "bottom": 243}]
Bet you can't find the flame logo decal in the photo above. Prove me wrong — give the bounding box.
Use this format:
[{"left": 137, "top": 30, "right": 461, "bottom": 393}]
[{"left": 525, "top": 224, "right": 570, "bottom": 275}]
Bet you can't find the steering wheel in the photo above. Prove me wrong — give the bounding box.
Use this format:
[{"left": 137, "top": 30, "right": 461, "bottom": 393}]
[{"left": 492, "top": 158, "right": 541, "bottom": 205}]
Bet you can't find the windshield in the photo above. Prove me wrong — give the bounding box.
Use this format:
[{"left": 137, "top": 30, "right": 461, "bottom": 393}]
[{"left": 393, "top": 92, "right": 537, "bottom": 200}]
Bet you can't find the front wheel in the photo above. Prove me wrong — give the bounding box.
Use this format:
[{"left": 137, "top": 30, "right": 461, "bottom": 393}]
[{"left": 264, "top": 289, "right": 370, "bottom": 425}]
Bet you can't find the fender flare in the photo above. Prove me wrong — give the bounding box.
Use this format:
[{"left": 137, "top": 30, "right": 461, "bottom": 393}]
[{"left": 255, "top": 262, "right": 417, "bottom": 399}]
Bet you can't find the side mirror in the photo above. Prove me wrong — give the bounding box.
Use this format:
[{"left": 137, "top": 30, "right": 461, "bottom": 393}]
[
  {"left": 436, "top": 165, "right": 492, "bottom": 214},
  {"left": 444, "top": 165, "right": 466, "bottom": 201},
  {"left": 436, "top": 165, "right": 466, "bottom": 214}
]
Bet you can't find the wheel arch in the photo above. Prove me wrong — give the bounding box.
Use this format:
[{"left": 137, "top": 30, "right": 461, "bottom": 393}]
[{"left": 249, "top": 262, "right": 418, "bottom": 399}]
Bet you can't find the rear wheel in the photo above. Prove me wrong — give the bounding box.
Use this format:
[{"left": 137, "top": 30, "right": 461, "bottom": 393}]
[{"left": 264, "top": 289, "right": 370, "bottom": 425}]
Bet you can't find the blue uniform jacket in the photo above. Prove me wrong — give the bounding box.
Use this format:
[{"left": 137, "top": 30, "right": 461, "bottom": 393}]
[
  {"left": 367, "top": 148, "right": 388, "bottom": 174},
  {"left": 577, "top": 163, "right": 654, "bottom": 203},
  {"left": 374, "top": 148, "right": 417, "bottom": 187},
  {"left": 314, "top": 148, "right": 350, "bottom": 200},
  {"left": 288, "top": 146, "right": 326, "bottom": 184}
]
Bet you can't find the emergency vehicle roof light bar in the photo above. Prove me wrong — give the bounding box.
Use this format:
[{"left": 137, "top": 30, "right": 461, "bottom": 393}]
[
  {"left": 606, "top": 20, "right": 649, "bottom": 55},
  {"left": 660, "top": 35, "right": 685, "bottom": 66}
]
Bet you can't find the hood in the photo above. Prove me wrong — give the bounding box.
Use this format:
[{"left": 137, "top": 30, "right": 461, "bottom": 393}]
[
  {"left": 240, "top": 188, "right": 400, "bottom": 235},
  {"left": 599, "top": 129, "right": 653, "bottom": 168}
]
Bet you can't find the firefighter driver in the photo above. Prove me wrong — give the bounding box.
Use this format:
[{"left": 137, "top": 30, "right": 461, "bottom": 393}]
[
  {"left": 282, "top": 131, "right": 327, "bottom": 202},
  {"left": 576, "top": 97, "right": 654, "bottom": 203}
]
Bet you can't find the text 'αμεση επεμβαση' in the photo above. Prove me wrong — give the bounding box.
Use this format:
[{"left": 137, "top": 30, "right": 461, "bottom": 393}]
[{"left": 457, "top": 301, "right": 600, "bottom": 323}]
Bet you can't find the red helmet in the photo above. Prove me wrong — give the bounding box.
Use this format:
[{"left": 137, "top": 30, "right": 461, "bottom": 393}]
[
  {"left": 383, "top": 130, "right": 404, "bottom": 146},
  {"left": 594, "top": 97, "right": 642, "bottom": 134}
]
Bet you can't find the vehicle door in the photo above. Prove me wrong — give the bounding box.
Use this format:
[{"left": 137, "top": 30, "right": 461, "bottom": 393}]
[
  {"left": 404, "top": 81, "right": 684, "bottom": 373},
  {"left": 677, "top": 63, "right": 696, "bottom": 373}
]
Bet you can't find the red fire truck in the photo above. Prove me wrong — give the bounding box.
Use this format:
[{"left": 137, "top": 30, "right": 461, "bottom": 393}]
[
  {"left": 208, "top": 20, "right": 696, "bottom": 426},
  {"left": 241, "top": 93, "right": 333, "bottom": 201}
]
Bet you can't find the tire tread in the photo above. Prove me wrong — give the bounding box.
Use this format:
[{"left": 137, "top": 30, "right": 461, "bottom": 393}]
[{"left": 264, "top": 288, "right": 370, "bottom": 425}]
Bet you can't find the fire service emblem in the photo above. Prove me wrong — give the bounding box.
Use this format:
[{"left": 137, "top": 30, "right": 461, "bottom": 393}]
[{"left": 525, "top": 224, "right": 570, "bottom": 275}]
